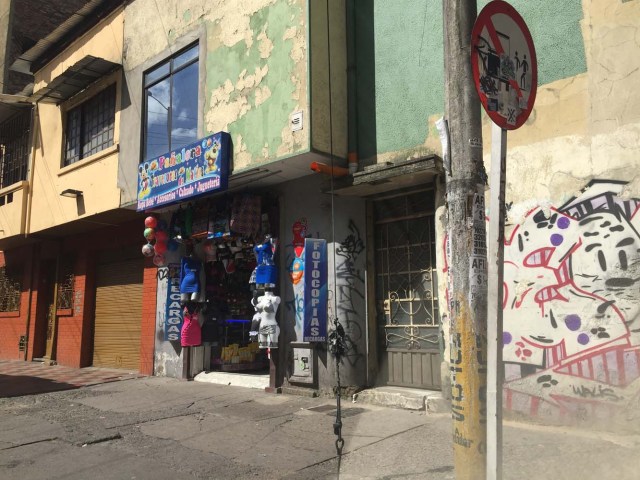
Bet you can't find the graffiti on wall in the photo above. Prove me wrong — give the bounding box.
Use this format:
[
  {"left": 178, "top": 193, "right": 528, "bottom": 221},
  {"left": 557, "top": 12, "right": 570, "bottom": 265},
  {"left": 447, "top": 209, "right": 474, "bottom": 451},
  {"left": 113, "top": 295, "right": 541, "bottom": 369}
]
[
  {"left": 502, "top": 180, "right": 640, "bottom": 419},
  {"left": 333, "top": 219, "right": 366, "bottom": 367}
]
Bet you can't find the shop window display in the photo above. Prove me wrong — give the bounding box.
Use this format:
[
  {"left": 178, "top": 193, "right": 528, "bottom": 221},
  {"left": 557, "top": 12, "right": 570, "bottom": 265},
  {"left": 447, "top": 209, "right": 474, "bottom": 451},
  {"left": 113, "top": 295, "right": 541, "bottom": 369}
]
[{"left": 155, "top": 194, "right": 280, "bottom": 372}]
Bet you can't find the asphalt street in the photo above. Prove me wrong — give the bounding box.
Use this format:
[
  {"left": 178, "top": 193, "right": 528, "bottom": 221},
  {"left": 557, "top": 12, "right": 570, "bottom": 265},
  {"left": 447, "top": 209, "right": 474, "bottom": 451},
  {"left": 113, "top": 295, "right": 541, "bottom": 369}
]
[{"left": 1, "top": 374, "right": 639, "bottom": 479}]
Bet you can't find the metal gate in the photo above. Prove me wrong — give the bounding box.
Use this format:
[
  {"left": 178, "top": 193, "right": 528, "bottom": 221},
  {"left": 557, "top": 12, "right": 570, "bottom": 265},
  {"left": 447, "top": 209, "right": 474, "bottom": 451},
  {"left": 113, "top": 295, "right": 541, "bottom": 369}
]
[
  {"left": 93, "top": 258, "right": 143, "bottom": 370},
  {"left": 374, "top": 188, "right": 441, "bottom": 389}
]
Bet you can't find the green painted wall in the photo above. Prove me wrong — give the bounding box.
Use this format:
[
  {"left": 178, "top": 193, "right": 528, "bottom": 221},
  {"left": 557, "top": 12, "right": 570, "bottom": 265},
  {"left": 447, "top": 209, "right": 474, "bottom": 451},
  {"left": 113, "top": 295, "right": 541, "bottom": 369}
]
[
  {"left": 356, "top": 0, "right": 587, "bottom": 158},
  {"left": 204, "top": 0, "right": 302, "bottom": 160}
]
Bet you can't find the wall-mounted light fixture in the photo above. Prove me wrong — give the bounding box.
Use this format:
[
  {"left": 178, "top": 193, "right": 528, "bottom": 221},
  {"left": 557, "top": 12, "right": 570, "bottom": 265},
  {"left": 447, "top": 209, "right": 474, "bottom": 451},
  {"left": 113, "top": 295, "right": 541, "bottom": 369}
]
[{"left": 60, "top": 189, "right": 83, "bottom": 198}]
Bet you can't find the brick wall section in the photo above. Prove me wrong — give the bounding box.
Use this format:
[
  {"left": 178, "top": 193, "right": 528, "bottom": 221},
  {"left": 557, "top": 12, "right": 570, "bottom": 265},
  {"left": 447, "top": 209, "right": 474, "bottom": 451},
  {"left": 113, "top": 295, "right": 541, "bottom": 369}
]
[
  {"left": 139, "top": 257, "right": 157, "bottom": 375},
  {"left": 54, "top": 250, "right": 93, "bottom": 368},
  {"left": 1, "top": 218, "right": 154, "bottom": 371},
  {"left": 0, "top": 245, "right": 34, "bottom": 361}
]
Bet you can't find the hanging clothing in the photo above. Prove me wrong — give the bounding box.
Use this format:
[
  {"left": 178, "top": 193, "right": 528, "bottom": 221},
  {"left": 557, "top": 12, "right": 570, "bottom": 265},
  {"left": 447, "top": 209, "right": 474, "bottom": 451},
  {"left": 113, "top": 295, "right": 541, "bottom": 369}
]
[
  {"left": 230, "top": 194, "right": 261, "bottom": 235},
  {"left": 180, "top": 255, "right": 202, "bottom": 294},
  {"left": 181, "top": 309, "right": 202, "bottom": 347}
]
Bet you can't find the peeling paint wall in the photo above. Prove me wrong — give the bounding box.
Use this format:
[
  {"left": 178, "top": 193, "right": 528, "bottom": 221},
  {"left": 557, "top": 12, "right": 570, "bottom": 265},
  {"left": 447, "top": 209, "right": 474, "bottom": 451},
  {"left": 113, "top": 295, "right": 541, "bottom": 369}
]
[
  {"left": 120, "top": 0, "right": 341, "bottom": 205},
  {"left": 356, "top": 0, "right": 587, "bottom": 166}
]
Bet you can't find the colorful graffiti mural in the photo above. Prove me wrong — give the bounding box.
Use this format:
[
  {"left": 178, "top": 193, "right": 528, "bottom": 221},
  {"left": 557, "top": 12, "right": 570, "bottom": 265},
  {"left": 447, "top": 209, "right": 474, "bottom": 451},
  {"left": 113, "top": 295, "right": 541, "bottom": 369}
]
[{"left": 502, "top": 180, "right": 640, "bottom": 421}]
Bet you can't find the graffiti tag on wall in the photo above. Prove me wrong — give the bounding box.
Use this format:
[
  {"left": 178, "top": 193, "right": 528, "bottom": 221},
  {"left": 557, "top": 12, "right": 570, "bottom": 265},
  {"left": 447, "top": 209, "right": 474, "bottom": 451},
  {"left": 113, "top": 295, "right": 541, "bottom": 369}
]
[{"left": 501, "top": 180, "right": 640, "bottom": 419}]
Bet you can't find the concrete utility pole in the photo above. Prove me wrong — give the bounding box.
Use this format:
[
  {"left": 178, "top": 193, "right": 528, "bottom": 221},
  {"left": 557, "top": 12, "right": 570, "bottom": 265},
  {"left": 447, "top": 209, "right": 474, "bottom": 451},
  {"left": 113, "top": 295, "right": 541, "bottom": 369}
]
[{"left": 442, "top": 1, "right": 488, "bottom": 479}]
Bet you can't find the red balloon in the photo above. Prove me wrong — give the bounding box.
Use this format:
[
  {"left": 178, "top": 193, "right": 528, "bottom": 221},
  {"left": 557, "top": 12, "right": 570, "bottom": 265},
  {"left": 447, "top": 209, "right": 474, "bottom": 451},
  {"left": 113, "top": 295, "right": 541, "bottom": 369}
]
[
  {"left": 145, "top": 216, "right": 158, "bottom": 228},
  {"left": 154, "top": 241, "right": 167, "bottom": 254},
  {"left": 155, "top": 230, "right": 168, "bottom": 242}
]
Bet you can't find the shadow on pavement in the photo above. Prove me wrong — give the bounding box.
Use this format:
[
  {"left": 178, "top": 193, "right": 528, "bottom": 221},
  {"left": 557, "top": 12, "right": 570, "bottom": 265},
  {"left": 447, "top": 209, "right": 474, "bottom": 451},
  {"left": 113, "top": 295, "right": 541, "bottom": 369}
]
[{"left": 0, "top": 373, "right": 80, "bottom": 398}]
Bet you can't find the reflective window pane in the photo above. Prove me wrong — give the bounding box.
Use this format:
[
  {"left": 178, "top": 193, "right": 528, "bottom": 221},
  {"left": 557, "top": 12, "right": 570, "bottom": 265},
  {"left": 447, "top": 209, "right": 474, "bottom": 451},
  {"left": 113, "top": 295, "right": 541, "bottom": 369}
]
[
  {"left": 144, "top": 79, "right": 171, "bottom": 160},
  {"left": 143, "top": 43, "right": 198, "bottom": 162},
  {"left": 144, "top": 62, "right": 170, "bottom": 87},
  {"left": 173, "top": 44, "right": 199, "bottom": 70},
  {"left": 170, "top": 62, "right": 199, "bottom": 150}
]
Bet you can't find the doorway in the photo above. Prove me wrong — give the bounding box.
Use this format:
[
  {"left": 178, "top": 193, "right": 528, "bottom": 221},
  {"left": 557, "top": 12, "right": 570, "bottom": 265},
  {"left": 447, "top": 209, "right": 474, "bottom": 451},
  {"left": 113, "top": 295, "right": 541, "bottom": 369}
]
[{"left": 373, "top": 187, "right": 441, "bottom": 389}]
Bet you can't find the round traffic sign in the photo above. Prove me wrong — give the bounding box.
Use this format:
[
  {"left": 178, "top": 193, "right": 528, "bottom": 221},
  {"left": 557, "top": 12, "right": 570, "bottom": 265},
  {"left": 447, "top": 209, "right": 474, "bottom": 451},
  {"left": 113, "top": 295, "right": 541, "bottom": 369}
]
[{"left": 471, "top": 0, "right": 537, "bottom": 130}]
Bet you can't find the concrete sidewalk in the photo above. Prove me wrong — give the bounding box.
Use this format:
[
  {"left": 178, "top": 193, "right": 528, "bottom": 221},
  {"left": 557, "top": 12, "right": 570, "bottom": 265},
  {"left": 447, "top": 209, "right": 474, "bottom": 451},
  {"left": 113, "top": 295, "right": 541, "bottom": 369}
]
[
  {"left": 0, "top": 360, "right": 142, "bottom": 397},
  {"left": 0, "top": 362, "right": 639, "bottom": 479}
]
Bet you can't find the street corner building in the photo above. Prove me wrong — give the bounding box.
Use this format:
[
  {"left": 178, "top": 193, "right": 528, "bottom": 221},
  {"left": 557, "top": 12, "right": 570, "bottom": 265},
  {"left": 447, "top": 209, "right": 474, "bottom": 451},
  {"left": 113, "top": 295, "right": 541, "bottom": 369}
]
[{"left": 0, "top": 0, "right": 638, "bottom": 433}]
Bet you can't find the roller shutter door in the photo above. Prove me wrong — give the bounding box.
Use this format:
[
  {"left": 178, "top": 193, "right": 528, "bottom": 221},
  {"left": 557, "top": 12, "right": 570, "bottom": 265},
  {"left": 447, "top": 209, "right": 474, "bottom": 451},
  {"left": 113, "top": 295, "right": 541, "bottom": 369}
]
[{"left": 93, "top": 258, "right": 144, "bottom": 370}]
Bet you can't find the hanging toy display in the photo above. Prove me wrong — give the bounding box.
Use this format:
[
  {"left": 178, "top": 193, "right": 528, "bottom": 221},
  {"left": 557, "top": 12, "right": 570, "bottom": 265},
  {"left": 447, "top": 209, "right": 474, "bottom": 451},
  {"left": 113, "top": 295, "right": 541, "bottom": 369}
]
[{"left": 140, "top": 215, "right": 168, "bottom": 266}]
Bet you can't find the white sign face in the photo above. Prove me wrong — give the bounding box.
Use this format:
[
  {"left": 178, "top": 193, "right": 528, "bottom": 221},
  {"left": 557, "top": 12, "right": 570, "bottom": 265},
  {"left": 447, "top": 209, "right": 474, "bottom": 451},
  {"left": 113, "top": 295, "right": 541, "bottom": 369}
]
[{"left": 471, "top": 0, "right": 537, "bottom": 130}]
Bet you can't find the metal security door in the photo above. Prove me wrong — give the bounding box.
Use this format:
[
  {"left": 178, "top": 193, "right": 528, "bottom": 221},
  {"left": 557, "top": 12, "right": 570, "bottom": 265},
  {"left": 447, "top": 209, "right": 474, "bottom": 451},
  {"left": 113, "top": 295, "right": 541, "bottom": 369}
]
[
  {"left": 374, "top": 188, "right": 441, "bottom": 389},
  {"left": 93, "top": 258, "right": 143, "bottom": 370}
]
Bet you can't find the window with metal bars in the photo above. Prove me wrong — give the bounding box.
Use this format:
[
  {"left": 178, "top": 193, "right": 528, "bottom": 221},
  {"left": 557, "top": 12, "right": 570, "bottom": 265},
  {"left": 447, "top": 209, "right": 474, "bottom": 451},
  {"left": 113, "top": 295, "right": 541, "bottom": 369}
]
[
  {"left": 64, "top": 84, "right": 116, "bottom": 166},
  {"left": 56, "top": 257, "right": 75, "bottom": 310},
  {"left": 0, "top": 110, "right": 31, "bottom": 189},
  {"left": 0, "top": 266, "right": 21, "bottom": 312}
]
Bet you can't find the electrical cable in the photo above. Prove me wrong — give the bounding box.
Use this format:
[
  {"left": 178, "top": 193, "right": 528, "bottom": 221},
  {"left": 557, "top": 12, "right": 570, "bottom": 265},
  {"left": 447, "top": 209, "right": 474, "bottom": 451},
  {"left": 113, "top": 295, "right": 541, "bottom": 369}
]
[{"left": 325, "top": 0, "right": 346, "bottom": 476}]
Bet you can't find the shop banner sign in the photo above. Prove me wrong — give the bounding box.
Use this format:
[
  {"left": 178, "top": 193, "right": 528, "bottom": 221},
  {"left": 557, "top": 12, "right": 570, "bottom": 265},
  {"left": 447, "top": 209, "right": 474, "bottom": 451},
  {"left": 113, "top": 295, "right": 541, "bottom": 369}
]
[
  {"left": 303, "top": 238, "right": 327, "bottom": 342},
  {"left": 137, "top": 132, "right": 230, "bottom": 211},
  {"left": 165, "top": 264, "right": 183, "bottom": 341}
]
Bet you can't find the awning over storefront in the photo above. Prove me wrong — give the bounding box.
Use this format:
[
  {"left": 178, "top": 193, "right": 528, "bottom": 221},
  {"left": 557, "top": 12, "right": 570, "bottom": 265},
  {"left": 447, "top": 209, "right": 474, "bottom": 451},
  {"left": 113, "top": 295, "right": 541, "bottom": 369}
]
[
  {"left": 329, "top": 155, "right": 443, "bottom": 197},
  {"left": 29, "top": 55, "right": 121, "bottom": 104}
]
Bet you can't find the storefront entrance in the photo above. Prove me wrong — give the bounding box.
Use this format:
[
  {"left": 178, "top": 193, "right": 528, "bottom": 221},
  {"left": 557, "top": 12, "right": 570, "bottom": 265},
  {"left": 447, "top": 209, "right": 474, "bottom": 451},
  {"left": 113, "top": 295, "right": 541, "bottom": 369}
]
[
  {"left": 373, "top": 187, "right": 441, "bottom": 389},
  {"left": 93, "top": 256, "right": 144, "bottom": 370}
]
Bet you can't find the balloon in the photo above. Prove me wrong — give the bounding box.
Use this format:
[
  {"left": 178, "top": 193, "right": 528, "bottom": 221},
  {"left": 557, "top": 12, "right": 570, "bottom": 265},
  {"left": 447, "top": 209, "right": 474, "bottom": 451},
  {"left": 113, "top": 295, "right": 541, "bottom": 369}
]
[
  {"left": 144, "top": 227, "right": 155, "bottom": 241},
  {"left": 145, "top": 216, "right": 158, "bottom": 228},
  {"left": 155, "top": 230, "right": 168, "bottom": 243},
  {"left": 154, "top": 241, "right": 167, "bottom": 254},
  {"left": 142, "top": 243, "right": 155, "bottom": 257},
  {"left": 153, "top": 254, "right": 166, "bottom": 267}
]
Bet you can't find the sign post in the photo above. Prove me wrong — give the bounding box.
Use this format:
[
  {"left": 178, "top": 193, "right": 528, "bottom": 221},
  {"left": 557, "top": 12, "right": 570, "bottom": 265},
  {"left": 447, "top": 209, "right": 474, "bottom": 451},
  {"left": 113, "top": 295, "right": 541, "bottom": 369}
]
[{"left": 471, "top": 2, "right": 537, "bottom": 479}]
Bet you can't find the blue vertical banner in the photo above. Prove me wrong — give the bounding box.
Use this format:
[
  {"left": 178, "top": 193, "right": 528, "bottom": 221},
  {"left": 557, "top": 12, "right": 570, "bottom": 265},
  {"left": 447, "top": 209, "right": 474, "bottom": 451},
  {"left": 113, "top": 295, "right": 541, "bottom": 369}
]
[
  {"left": 303, "top": 238, "right": 327, "bottom": 342},
  {"left": 164, "top": 264, "right": 183, "bottom": 341}
]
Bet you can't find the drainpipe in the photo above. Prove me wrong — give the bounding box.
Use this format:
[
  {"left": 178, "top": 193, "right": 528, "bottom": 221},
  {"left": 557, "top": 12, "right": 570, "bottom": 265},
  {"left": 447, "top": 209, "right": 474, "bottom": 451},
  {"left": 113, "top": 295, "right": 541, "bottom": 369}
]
[
  {"left": 310, "top": 161, "right": 349, "bottom": 177},
  {"left": 22, "top": 104, "right": 39, "bottom": 360},
  {"left": 24, "top": 102, "right": 39, "bottom": 238},
  {"left": 22, "top": 243, "right": 37, "bottom": 360},
  {"left": 346, "top": 0, "right": 358, "bottom": 173}
]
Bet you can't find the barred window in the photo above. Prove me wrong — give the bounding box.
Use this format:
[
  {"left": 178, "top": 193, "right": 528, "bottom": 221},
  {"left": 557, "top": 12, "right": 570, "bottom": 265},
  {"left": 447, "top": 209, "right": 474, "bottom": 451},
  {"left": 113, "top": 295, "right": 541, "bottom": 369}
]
[
  {"left": 64, "top": 84, "right": 116, "bottom": 166},
  {"left": 56, "top": 257, "right": 75, "bottom": 310},
  {"left": 0, "top": 110, "right": 31, "bottom": 189},
  {"left": 0, "top": 266, "right": 21, "bottom": 312}
]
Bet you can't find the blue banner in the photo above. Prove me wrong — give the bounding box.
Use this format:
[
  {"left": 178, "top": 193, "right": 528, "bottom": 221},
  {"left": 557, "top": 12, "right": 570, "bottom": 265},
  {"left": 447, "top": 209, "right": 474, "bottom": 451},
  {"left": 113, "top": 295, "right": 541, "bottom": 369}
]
[
  {"left": 303, "top": 238, "right": 327, "bottom": 342},
  {"left": 137, "top": 132, "right": 230, "bottom": 211},
  {"left": 164, "top": 264, "right": 183, "bottom": 341}
]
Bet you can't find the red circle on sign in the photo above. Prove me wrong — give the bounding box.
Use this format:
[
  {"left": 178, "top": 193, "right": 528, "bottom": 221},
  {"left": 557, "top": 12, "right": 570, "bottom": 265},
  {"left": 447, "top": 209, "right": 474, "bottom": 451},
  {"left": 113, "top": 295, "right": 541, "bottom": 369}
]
[{"left": 471, "top": 0, "right": 537, "bottom": 130}]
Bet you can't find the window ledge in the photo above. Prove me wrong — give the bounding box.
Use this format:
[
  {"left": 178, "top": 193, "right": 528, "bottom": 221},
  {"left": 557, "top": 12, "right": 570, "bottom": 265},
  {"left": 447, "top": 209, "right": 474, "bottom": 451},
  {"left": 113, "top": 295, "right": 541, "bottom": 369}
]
[
  {"left": 57, "top": 308, "right": 73, "bottom": 317},
  {"left": 0, "top": 181, "right": 28, "bottom": 197},
  {"left": 58, "top": 144, "right": 119, "bottom": 176},
  {"left": 0, "top": 310, "right": 20, "bottom": 318}
]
